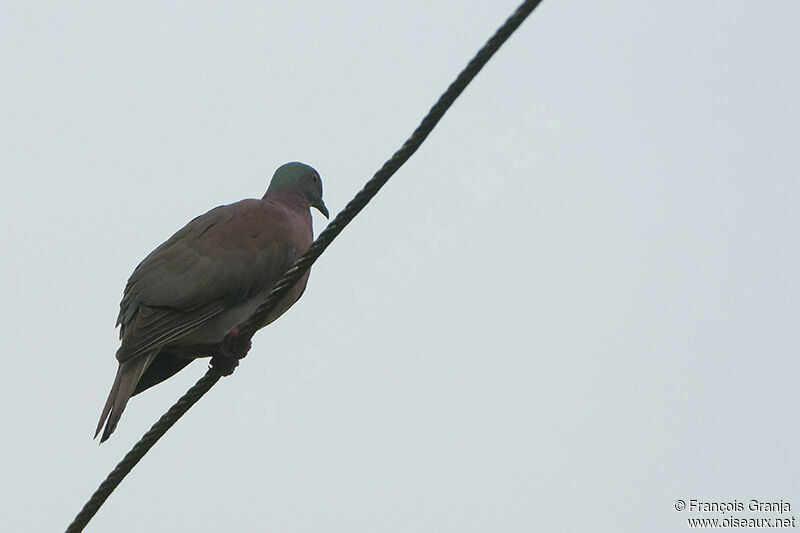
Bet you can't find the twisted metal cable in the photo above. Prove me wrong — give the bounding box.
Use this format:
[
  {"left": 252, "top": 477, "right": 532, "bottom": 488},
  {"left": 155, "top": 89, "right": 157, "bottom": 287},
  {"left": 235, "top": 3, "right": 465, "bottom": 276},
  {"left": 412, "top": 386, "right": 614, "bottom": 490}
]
[
  {"left": 240, "top": 0, "right": 543, "bottom": 337},
  {"left": 66, "top": 1, "right": 543, "bottom": 530},
  {"left": 66, "top": 370, "right": 221, "bottom": 533}
]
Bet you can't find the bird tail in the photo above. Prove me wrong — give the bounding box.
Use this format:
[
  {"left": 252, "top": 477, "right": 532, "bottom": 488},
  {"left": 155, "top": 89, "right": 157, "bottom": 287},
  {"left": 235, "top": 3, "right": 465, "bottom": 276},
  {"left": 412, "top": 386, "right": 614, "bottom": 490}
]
[{"left": 95, "top": 352, "right": 156, "bottom": 443}]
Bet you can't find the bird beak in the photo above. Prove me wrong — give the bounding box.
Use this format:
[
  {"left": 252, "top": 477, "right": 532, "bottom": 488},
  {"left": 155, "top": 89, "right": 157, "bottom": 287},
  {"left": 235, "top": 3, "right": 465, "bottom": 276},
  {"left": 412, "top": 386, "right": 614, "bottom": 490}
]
[{"left": 314, "top": 199, "right": 330, "bottom": 219}]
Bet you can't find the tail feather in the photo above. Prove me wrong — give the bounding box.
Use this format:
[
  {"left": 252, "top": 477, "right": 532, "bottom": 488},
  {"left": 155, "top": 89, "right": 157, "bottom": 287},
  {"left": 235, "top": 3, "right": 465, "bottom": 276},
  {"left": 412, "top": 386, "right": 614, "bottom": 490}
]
[{"left": 95, "top": 353, "right": 156, "bottom": 443}]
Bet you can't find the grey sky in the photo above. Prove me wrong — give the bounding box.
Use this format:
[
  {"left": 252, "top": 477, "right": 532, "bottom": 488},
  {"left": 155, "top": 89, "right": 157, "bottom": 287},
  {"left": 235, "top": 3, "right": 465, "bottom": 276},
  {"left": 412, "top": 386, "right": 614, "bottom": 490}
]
[{"left": 2, "top": 1, "right": 799, "bottom": 531}]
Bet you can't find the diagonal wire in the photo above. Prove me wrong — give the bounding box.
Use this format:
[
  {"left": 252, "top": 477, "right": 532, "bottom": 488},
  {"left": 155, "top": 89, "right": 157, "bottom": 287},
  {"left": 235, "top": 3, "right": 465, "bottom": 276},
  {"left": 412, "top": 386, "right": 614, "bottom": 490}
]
[
  {"left": 66, "top": 1, "right": 543, "bottom": 531},
  {"left": 239, "top": 0, "right": 544, "bottom": 338}
]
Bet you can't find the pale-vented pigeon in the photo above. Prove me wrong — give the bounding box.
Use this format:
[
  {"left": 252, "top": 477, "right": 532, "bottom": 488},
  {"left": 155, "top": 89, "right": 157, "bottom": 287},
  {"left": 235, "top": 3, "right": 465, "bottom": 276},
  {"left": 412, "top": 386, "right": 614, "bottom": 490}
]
[{"left": 95, "top": 162, "right": 328, "bottom": 442}]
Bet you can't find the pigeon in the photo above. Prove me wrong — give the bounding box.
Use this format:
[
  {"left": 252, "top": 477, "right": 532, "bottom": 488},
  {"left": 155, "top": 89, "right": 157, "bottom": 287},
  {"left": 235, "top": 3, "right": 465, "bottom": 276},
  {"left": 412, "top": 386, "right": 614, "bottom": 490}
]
[{"left": 95, "top": 162, "right": 328, "bottom": 442}]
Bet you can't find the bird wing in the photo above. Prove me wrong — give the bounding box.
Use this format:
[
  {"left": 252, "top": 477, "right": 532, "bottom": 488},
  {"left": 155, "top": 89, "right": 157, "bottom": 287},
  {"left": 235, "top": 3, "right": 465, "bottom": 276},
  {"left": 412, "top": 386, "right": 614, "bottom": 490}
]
[{"left": 116, "top": 198, "right": 300, "bottom": 363}]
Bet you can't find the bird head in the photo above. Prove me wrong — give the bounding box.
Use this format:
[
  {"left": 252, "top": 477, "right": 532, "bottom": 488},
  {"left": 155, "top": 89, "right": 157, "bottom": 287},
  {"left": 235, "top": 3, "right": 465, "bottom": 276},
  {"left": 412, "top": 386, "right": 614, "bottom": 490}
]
[{"left": 267, "top": 162, "right": 329, "bottom": 218}]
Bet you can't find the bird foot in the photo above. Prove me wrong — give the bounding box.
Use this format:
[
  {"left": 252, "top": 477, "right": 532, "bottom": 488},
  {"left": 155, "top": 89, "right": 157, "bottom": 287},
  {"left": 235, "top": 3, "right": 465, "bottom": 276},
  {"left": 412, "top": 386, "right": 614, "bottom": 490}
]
[{"left": 210, "top": 328, "right": 252, "bottom": 376}]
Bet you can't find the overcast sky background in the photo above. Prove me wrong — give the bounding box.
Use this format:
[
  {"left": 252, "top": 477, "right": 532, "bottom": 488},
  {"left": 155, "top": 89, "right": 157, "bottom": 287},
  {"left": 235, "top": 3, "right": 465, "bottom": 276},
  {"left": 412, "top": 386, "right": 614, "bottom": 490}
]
[{"left": 2, "top": 1, "right": 799, "bottom": 531}]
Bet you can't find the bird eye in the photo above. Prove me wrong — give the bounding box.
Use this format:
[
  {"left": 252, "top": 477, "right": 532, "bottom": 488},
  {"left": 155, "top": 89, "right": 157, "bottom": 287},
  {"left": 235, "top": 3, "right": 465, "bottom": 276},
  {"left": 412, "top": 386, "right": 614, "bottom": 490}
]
[{"left": 312, "top": 175, "right": 318, "bottom": 183}]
